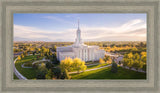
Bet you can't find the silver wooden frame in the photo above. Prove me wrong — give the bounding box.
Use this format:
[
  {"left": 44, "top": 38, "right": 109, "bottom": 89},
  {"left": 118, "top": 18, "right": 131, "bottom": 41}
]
[{"left": 0, "top": 0, "right": 159, "bottom": 93}]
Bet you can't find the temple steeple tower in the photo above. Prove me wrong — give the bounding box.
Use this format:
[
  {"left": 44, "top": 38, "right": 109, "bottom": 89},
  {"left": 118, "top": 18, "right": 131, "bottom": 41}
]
[{"left": 74, "top": 20, "right": 82, "bottom": 46}]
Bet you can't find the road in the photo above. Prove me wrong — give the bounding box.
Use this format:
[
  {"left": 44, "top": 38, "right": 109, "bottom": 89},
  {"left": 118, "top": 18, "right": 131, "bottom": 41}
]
[{"left": 14, "top": 58, "right": 27, "bottom": 80}]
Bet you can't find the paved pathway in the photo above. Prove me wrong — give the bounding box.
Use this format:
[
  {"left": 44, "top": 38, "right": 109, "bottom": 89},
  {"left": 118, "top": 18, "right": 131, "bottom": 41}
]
[
  {"left": 86, "top": 63, "right": 99, "bottom": 66},
  {"left": 69, "top": 64, "right": 112, "bottom": 74},
  {"left": 21, "top": 63, "right": 32, "bottom": 68},
  {"left": 120, "top": 66, "right": 146, "bottom": 73},
  {"left": 14, "top": 58, "right": 27, "bottom": 80},
  {"left": 32, "top": 57, "right": 50, "bottom": 65}
]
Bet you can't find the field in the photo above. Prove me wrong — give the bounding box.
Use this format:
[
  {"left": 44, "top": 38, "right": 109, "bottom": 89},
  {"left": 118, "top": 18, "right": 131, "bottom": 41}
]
[{"left": 70, "top": 67, "right": 146, "bottom": 79}]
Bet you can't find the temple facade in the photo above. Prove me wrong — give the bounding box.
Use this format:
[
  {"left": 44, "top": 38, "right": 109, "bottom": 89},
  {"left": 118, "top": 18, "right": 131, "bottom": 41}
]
[{"left": 56, "top": 21, "right": 105, "bottom": 62}]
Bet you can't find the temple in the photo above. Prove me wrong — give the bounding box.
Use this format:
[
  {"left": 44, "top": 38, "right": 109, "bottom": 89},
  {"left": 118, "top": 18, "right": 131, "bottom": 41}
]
[{"left": 56, "top": 20, "right": 105, "bottom": 62}]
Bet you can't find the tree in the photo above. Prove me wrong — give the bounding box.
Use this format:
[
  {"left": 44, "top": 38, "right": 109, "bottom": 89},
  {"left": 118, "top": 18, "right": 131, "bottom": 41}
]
[
  {"left": 99, "top": 58, "right": 105, "bottom": 65},
  {"left": 53, "top": 45, "right": 57, "bottom": 52},
  {"left": 139, "top": 61, "right": 144, "bottom": 70},
  {"left": 128, "top": 52, "right": 133, "bottom": 59},
  {"left": 118, "top": 61, "right": 122, "bottom": 65},
  {"left": 132, "top": 60, "right": 139, "bottom": 70},
  {"left": 23, "top": 51, "right": 28, "bottom": 56},
  {"left": 122, "top": 58, "right": 128, "bottom": 67},
  {"left": 60, "top": 57, "right": 73, "bottom": 72},
  {"left": 36, "top": 63, "right": 48, "bottom": 79},
  {"left": 21, "top": 53, "right": 24, "bottom": 58},
  {"left": 80, "top": 61, "right": 87, "bottom": 72},
  {"left": 72, "top": 58, "right": 87, "bottom": 73},
  {"left": 103, "top": 55, "right": 112, "bottom": 64},
  {"left": 32, "top": 52, "right": 36, "bottom": 55},
  {"left": 49, "top": 49, "right": 52, "bottom": 56},
  {"left": 141, "top": 55, "right": 146, "bottom": 63},
  {"left": 46, "top": 62, "right": 54, "bottom": 70},
  {"left": 62, "top": 69, "right": 70, "bottom": 79},
  {"left": 133, "top": 53, "right": 140, "bottom": 60},
  {"left": 111, "top": 61, "right": 118, "bottom": 73},
  {"left": 141, "top": 52, "right": 147, "bottom": 56},
  {"left": 17, "top": 55, "right": 21, "bottom": 60},
  {"left": 53, "top": 67, "right": 61, "bottom": 79},
  {"left": 128, "top": 59, "right": 134, "bottom": 69},
  {"left": 40, "top": 53, "right": 44, "bottom": 57},
  {"left": 45, "top": 69, "right": 53, "bottom": 79},
  {"left": 72, "top": 58, "right": 82, "bottom": 73}
]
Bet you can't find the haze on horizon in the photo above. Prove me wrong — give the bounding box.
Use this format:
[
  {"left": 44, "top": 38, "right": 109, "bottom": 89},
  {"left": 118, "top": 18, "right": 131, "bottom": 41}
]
[{"left": 14, "top": 13, "right": 147, "bottom": 42}]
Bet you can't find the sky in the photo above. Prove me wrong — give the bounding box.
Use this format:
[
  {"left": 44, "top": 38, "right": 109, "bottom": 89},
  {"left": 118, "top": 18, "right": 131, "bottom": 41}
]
[{"left": 14, "top": 13, "right": 147, "bottom": 42}]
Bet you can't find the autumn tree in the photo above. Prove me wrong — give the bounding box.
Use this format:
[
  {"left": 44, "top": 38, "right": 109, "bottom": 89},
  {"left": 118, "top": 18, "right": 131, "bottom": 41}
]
[
  {"left": 141, "top": 52, "right": 146, "bottom": 63},
  {"left": 132, "top": 60, "right": 139, "bottom": 70},
  {"left": 23, "top": 51, "right": 28, "bottom": 56},
  {"left": 73, "top": 58, "right": 82, "bottom": 73},
  {"left": 80, "top": 61, "right": 87, "bottom": 72},
  {"left": 60, "top": 57, "right": 73, "bottom": 72},
  {"left": 133, "top": 53, "right": 140, "bottom": 60},
  {"left": 122, "top": 58, "right": 128, "bottom": 67},
  {"left": 128, "top": 59, "right": 134, "bottom": 69},
  {"left": 21, "top": 53, "right": 24, "bottom": 58},
  {"left": 99, "top": 58, "right": 105, "bottom": 64},
  {"left": 53, "top": 45, "right": 57, "bottom": 52},
  {"left": 17, "top": 55, "right": 21, "bottom": 60},
  {"left": 104, "top": 55, "right": 112, "bottom": 64}
]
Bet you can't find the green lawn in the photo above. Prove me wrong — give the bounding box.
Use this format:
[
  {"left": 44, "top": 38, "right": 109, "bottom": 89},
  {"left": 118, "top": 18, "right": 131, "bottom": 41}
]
[
  {"left": 85, "top": 61, "right": 99, "bottom": 65},
  {"left": 87, "top": 63, "right": 109, "bottom": 70},
  {"left": 14, "top": 73, "right": 19, "bottom": 79},
  {"left": 70, "top": 66, "right": 146, "bottom": 79},
  {"left": 14, "top": 55, "right": 146, "bottom": 80},
  {"left": 14, "top": 55, "right": 43, "bottom": 79}
]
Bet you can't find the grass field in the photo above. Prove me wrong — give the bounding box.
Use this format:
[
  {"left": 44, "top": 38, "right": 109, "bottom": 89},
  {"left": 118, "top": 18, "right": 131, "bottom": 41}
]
[
  {"left": 14, "top": 55, "right": 43, "bottom": 79},
  {"left": 14, "top": 73, "right": 18, "bottom": 79},
  {"left": 14, "top": 55, "right": 146, "bottom": 80},
  {"left": 87, "top": 63, "right": 109, "bottom": 69},
  {"left": 70, "top": 66, "right": 146, "bottom": 79},
  {"left": 85, "top": 61, "right": 99, "bottom": 65}
]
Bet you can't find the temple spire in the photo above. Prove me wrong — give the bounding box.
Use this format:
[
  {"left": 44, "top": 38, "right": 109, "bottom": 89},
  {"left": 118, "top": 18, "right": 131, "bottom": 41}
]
[{"left": 78, "top": 19, "right": 79, "bottom": 29}]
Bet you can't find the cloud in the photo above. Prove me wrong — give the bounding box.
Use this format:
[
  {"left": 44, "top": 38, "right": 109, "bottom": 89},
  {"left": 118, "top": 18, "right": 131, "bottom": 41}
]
[
  {"left": 14, "top": 24, "right": 76, "bottom": 41},
  {"left": 42, "top": 16, "right": 73, "bottom": 24},
  {"left": 14, "top": 19, "right": 146, "bottom": 41}
]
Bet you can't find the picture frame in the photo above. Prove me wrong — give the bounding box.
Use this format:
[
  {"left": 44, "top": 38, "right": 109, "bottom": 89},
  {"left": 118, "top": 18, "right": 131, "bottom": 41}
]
[{"left": 0, "top": 0, "right": 159, "bottom": 93}]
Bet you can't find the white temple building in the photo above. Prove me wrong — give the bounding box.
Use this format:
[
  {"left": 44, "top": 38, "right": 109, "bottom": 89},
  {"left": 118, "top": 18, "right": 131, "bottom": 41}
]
[{"left": 56, "top": 21, "right": 105, "bottom": 62}]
